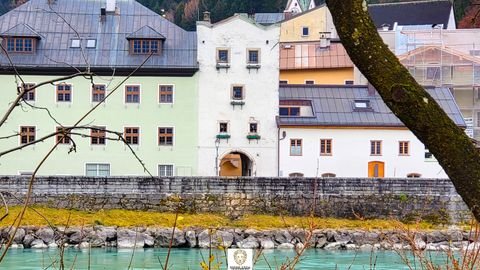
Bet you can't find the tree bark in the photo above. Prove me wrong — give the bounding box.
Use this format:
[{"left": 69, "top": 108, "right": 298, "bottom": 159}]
[{"left": 326, "top": 0, "right": 480, "bottom": 221}]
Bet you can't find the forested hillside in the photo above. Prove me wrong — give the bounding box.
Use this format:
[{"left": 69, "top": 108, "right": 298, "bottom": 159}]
[{"left": 0, "top": 0, "right": 473, "bottom": 30}]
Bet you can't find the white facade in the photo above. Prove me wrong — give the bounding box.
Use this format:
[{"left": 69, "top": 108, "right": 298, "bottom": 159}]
[
  {"left": 279, "top": 127, "right": 447, "bottom": 178},
  {"left": 196, "top": 15, "right": 280, "bottom": 176}
]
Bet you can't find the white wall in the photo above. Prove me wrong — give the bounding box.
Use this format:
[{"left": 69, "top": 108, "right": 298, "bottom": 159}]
[
  {"left": 279, "top": 127, "right": 447, "bottom": 178},
  {"left": 197, "top": 16, "right": 280, "bottom": 176}
]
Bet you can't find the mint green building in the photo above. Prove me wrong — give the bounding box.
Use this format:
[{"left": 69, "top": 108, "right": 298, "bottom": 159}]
[{"left": 0, "top": 0, "right": 198, "bottom": 176}]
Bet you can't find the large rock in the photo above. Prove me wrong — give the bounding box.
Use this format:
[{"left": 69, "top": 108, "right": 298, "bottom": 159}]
[
  {"left": 37, "top": 227, "right": 55, "bottom": 244},
  {"left": 197, "top": 230, "right": 234, "bottom": 248},
  {"left": 426, "top": 231, "right": 446, "bottom": 243},
  {"left": 89, "top": 227, "right": 117, "bottom": 247},
  {"left": 185, "top": 230, "right": 197, "bottom": 248},
  {"left": 4, "top": 228, "right": 26, "bottom": 244},
  {"left": 237, "top": 236, "right": 259, "bottom": 249},
  {"left": 277, "top": 243, "right": 295, "bottom": 249},
  {"left": 117, "top": 229, "right": 145, "bottom": 248},
  {"left": 274, "top": 230, "right": 293, "bottom": 244},
  {"left": 260, "top": 239, "right": 275, "bottom": 249},
  {"left": 315, "top": 235, "right": 327, "bottom": 248},
  {"left": 155, "top": 228, "right": 186, "bottom": 247},
  {"left": 68, "top": 229, "right": 86, "bottom": 245},
  {"left": 31, "top": 239, "right": 47, "bottom": 249},
  {"left": 23, "top": 234, "right": 35, "bottom": 248}
]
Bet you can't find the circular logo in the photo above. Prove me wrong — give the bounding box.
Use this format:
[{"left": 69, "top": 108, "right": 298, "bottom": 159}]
[{"left": 233, "top": 249, "right": 247, "bottom": 266}]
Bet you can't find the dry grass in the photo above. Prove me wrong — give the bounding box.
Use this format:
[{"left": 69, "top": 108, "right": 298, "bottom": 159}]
[{"left": 0, "top": 206, "right": 441, "bottom": 230}]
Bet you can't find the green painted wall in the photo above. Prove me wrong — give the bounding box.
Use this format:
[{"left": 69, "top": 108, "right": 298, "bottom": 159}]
[{"left": 0, "top": 74, "right": 198, "bottom": 176}]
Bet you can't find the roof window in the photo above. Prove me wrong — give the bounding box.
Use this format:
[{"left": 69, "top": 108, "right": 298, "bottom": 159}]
[
  {"left": 353, "top": 100, "right": 373, "bottom": 111},
  {"left": 86, "top": 39, "right": 96, "bottom": 48},
  {"left": 71, "top": 39, "right": 81, "bottom": 48}
]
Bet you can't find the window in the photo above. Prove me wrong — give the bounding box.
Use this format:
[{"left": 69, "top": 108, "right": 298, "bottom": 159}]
[
  {"left": 124, "top": 127, "right": 139, "bottom": 145},
  {"left": 290, "top": 139, "right": 302, "bottom": 156},
  {"left": 247, "top": 49, "right": 260, "bottom": 64},
  {"left": 86, "top": 163, "right": 110, "bottom": 177},
  {"left": 5, "top": 37, "right": 35, "bottom": 53},
  {"left": 232, "top": 86, "right": 244, "bottom": 100},
  {"left": 321, "top": 173, "right": 336, "bottom": 177},
  {"left": 305, "top": 80, "right": 315, "bottom": 85},
  {"left": 217, "top": 49, "right": 229, "bottom": 63},
  {"left": 279, "top": 107, "right": 300, "bottom": 116},
  {"left": 56, "top": 127, "right": 71, "bottom": 144},
  {"left": 279, "top": 80, "right": 288, "bottom": 85},
  {"left": 158, "top": 127, "right": 173, "bottom": 146},
  {"left": 399, "top": 141, "right": 409, "bottom": 155},
  {"left": 158, "top": 165, "right": 174, "bottom": 177},
  {"left": 91, "top": 126, "right": 106, "bottom": 145},
  {"left": 22, "top": 83, "right": 35, "bottom": 101},
  {"left": 219, "top": 122, "right": 228, "bottom": 133},
  {"left": 86, "top": 39, "right": 96, "bottom": 48},
  {"left": 20, "top": 126, "right": 35, "bottom": 144},
  {"left": 407, "top": 173, "right": 421, "bottom": 178},
  {"left": 57, "top": 84, "right": 72, "bottom": 102},
  {"left": 71, "top": 39, "right": 81, "bottom": 48},
  {"left": 92, "top": 84, "right": 106, "bottom": 102},
  {"left": 289, "top": 173, "right": 304, "bottom": 177},
  {"left": 125, "top": 85, "right": 140, "bottom": 103},
  {"left": 130, "top": 39, "right": 160, "bottom": 54},
  {"left": 345, "top": 80, "right": 354, "bottom": 85},
  {"left": 320, "top": 139, "right": 332, "bottom": 155},
  {"left": 426, "top": 66, "right": 441, "bottom": 80},
  {"left": 302, "top": 27, "right": 309, "bottom": 36},
  {"left": 354, "top": 100, "right": 370, "bottom": 110},
  {"left": 425, "top": 148, "right": 435, "bottom": 160},
  {"left": 159, "top": 85, "right": 173, "bottom": 103},
  {"left": 249, "top": 123, "right": 258, "bottom": 133},
  {"left": 370, "top": 140, "right": 382, "bottom": 155}
]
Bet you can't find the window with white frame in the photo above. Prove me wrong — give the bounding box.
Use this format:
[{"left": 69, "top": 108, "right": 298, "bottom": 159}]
[
  {"left": 85, "top": 163, "right": 110, "bottom": 177},
  {"left": 158, "top": 164, "right": 174, "bottom": 177}
]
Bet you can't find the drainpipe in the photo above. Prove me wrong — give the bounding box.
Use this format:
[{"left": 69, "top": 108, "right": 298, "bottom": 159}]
[
  {"left": 214, "top": 138, "right": 220, "bottom": 176},
  {"left": 277, "top": 128, "right": 287, "bottom": 176}
]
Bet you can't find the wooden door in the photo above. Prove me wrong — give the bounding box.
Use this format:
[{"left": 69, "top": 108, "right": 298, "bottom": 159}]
[{"left": 368, "top": 161, "right": 385, "bottom": 178}]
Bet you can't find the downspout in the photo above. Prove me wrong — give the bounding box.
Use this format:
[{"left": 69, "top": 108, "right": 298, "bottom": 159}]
[{"left": 277, "top": 124, "right": 286, "bottom": 177}]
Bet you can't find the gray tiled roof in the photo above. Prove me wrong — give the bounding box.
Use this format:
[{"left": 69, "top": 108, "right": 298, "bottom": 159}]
[
  {"left": 278, "top": 85, "right": 466, "bottom": 128},
  {"left": 0, "top": 0, "right": 198, "bottom": 74},
  {"left": 254, "top": 13, "right": 285, "bottom": 25},
  {"left": 368, "top": 0, "right": 452, "bottom": 30},
  {"left": 126, "top": 26, "right": 166, "bottom": 40}
]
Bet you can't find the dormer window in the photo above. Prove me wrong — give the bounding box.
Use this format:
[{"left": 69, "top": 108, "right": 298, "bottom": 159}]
[
  {"left": 5, "top": 37, "right": 35, "bottom": 53},
  {"left": 130, "top": 39, "right": 160, "bottom": 55},
  {"left": 86, "top": 39, "right": 96, "bottom": 48}
]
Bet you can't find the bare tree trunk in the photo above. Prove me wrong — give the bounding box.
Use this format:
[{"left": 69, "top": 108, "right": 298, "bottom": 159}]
[{"left": 326, "top": 0, "right": 480, "bottom": 221}]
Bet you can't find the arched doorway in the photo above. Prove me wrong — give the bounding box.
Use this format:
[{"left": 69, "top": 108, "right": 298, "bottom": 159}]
[{"left": 219, "top": 151, "right": 253, "bottom": 176}]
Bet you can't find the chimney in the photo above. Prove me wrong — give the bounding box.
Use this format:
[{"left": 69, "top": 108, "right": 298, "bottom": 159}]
[
  {"left": 106, "top": 0, "right": 116, "bottom": 13},
  {"left": 367, "top": 83, "right": 376, "bottom": 96},
  {"left": 100, "top": 7, "right": 106, "bottom": 22},
  {"left": 203, "top": 11, "right": 211, "bottom": 23},
  {"left": 319, "top": 32, "right": 331, "bottom": 48}
]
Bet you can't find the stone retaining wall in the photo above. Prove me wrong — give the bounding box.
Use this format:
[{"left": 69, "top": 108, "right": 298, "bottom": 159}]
[{"left": 0, "top": 176, "right": 471, "bottom": 223}]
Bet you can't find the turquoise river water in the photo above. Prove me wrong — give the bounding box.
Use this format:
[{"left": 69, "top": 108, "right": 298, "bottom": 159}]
[{"left": 0, "top": 248, "right": 451, "bottom": 269}]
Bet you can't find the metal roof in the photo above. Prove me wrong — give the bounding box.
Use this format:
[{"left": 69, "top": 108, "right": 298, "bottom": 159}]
[
  {"left": 278, "top": 85, "right": 466, "bottom": 128},
  {"left": 0, "top": 0, "right": 198, "bottom": 75},
  {"left": 368, "top": 0, "right": 452, "bottom": 30},
  {"left": 254, "top": 13, "right": 285, "bottom": 25}
]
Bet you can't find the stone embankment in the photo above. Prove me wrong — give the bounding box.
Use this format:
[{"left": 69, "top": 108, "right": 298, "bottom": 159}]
[{"left": 1, "top": 226, "right": 476, "bottom": 251}]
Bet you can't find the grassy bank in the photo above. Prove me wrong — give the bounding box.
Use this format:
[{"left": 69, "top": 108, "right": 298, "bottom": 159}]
[{"left": 0, "top": 206, "right": 441, "bottom": 230}]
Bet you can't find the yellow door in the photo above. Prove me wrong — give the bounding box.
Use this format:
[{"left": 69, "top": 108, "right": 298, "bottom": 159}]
[{"left": 368, "top": 161, "right": 385, "bottom": 178}]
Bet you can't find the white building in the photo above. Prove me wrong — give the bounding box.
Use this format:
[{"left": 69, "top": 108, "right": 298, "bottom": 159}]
[
  {"left": 196, "top": 14, "right": 280, "bottom": 176},
  {"left": 278, "top": 85, "right": 466, "bottom": 178},
  {"left": 284, "top": 0, "right": 316, "bottom": 14}
]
